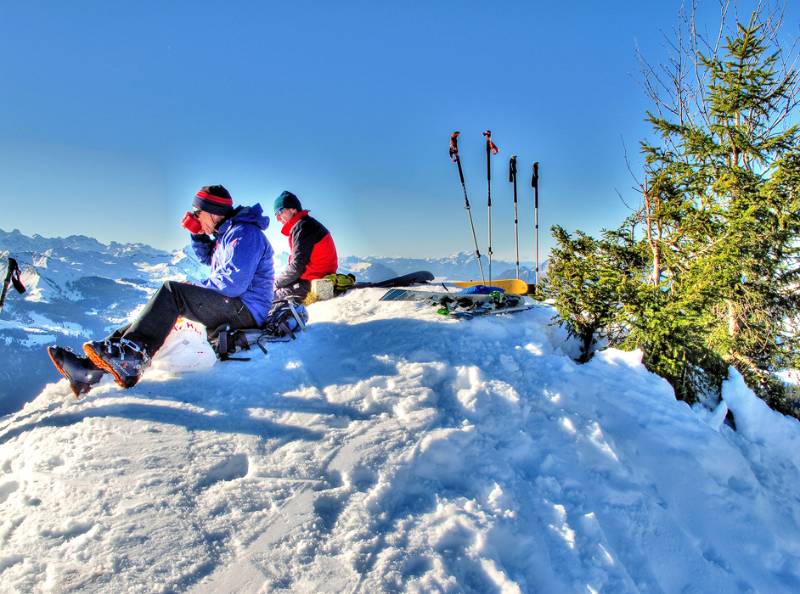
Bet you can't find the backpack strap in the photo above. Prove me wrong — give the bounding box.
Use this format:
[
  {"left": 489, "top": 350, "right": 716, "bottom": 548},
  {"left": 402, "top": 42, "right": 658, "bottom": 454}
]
[
  {"left": 287, "top": 300, "right": 307, "bottom": 332},
  {"left": 211, "top": 323, "right": 257, "bottom": 361}
]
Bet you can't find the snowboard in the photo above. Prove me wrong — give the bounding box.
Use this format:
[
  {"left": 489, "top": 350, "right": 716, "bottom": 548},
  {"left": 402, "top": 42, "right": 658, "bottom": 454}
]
[
  {"left": 450, "top": 278, "right": 529, "bottom": 295},
  {"left": 353, "top": 270, "right": 434, "bottom": 289}
]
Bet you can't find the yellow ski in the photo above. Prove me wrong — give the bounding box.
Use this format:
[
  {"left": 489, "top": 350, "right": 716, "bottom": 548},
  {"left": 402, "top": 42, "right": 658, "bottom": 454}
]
[{"left": 451, "top": 279, "right": 529, "bottom": 295}]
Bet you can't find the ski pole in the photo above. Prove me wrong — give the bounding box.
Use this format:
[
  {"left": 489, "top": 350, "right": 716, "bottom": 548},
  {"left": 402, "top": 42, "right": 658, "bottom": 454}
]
[
  {"left": 483, "top": 130, "right": 499, "bottom": 284},
  {"left": 509, "top": 155, "right": 519, "bottom": 279},
  {"left": 0, "top": 257, "right": 26, "bottom": 313},
  {"left": 449, "top": 131, "right": 485, "bottom": 283},
  {"left": 531, "top": 162, "right": 540, "bottom": 287}
]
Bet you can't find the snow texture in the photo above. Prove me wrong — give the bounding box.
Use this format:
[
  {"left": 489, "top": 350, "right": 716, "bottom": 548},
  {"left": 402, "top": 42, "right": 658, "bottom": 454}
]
[{"left": 1, "top": 288, "right": 799, "bottom": 593}]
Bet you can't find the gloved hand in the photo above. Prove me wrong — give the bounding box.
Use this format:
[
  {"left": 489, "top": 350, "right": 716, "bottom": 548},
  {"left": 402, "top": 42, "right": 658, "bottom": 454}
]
[{"left": 181, "top": 211, "right": 203, "bottom": 234}]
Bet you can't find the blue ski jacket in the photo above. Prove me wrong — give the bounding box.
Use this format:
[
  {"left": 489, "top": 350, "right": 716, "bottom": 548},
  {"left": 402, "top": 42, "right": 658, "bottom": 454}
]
[{"left": 190, "top": 204, "right": 275, "bottom": 326}]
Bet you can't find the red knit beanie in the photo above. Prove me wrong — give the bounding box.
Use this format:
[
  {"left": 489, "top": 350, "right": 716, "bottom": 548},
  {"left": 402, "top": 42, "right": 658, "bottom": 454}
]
[{"left": 193, "top": 185, "right": 233, "bottom": 216}]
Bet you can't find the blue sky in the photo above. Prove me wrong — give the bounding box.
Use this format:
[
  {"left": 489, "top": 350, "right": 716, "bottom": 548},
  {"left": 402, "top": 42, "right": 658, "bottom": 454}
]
[{"left": 1, "top": 1, "right": 797, "bottom": 261}]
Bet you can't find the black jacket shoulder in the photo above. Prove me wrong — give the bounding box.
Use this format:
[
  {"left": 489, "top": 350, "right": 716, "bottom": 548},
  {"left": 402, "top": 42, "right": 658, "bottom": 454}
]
[{"left": 291, "top": 215, "right": 329, "bottom": 244}]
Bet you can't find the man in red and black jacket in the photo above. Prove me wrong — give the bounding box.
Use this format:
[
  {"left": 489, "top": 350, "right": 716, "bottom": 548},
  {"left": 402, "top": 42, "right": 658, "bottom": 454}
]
[{"left": 273, "top": 190, "right": 338, "bottom": 303}]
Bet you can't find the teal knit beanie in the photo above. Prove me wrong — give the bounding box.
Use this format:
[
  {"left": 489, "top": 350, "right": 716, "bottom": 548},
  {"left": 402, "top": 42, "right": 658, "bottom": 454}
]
[{"left": 273, "top": 191, "right": 302, "bottom": 214}]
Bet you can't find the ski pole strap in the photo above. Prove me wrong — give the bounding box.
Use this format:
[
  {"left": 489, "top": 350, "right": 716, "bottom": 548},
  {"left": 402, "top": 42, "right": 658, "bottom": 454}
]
[
  {"left": 287, "top": 300, "right": 306, "bottom": 331},
  {"left": 483, "top": 130, "right": 499, "bottom": 155}
]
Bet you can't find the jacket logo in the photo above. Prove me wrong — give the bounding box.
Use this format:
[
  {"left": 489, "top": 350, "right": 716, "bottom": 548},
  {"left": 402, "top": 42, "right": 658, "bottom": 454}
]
[{"left": 212, "top": 237, "right": 241, "bottom": 281}]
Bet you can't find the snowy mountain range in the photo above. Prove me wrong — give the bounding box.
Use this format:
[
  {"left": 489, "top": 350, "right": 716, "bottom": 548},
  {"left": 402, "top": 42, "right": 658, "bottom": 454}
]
[
  {"left": 339, "top": 253, "right": 544, "bottom": 285},
  {"left": 0, "top": 229, "right": 543, "bottom": 415},
  {"left": 1, "top": 270, "right": 799, "bottom": 592}
]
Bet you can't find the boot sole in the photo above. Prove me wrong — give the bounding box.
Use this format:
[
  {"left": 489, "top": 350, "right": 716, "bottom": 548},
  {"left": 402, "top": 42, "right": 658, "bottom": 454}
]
[
  {"left": 83, "top": 343, "right": 131, "bottom": 388},
  {"left": 48, "top": 346, "right": 91, "bottom": 398},
  {"left": 47, "top": 346, "right": 67, "bottom": 377}
]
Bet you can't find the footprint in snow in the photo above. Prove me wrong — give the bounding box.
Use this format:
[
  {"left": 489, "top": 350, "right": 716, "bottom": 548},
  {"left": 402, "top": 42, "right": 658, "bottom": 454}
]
[{"left": 196, "top": 453, "right": 249, "bottom": 491}]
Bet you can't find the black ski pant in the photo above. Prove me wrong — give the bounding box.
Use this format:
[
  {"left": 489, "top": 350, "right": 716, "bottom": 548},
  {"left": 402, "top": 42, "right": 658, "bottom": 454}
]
[
  {"left": 107, "top": 281, "right": 256, "bottom": 356},
  {"left": 274, "top": 279, "right": 310, "bottom": 304}
]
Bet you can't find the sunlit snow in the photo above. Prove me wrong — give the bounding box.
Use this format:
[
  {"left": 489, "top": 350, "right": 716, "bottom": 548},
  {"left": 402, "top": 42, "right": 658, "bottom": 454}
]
[{"left": 1, "top": 289, "right": 799, "bottom": 593}]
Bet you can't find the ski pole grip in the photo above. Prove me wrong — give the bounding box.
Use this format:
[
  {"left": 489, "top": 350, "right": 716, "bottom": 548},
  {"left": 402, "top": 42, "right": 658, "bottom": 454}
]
[
  {"left": 450, "top": 131, "right": 466, "bottom": 184},
  {"left": 9, "top": 258, "right": 24, "bottom": 294},
  {"left": 0, "top": 257, "right": 25, "bottom": 308},
  {"left": 449, "top": 131, "right": 460, "bottom": 162},
  {"left": 483, "top": 130, "right": 499, "bottom": 154},
  {"left": 509, "top": 156, "right": 517, "bottom": 182}
]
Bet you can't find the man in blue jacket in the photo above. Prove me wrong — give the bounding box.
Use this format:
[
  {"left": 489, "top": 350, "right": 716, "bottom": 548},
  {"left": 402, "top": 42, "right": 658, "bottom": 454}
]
[{"left": 48, "top": 185, "right": 274, "bottom": 392}]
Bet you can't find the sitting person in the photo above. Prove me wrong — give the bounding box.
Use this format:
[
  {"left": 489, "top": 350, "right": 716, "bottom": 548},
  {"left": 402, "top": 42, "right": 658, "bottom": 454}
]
[
  {"left": 48, "top": 185, "right": 274, "bottom": 394},
  {"left": 273, "top": 190, "right": 338, "bottom": 303}
]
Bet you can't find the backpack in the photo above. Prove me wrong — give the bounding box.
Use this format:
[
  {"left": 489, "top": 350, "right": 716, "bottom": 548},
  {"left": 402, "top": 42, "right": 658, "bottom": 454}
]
[
  {"left": 324, "top": 273, "right": 356, "bottom": 295},
  {"left": 263, "top": 299, "right": 309, "bottom": 339},
  {"left": 211, "top": 300, "right": 309, "bottom": 361}
]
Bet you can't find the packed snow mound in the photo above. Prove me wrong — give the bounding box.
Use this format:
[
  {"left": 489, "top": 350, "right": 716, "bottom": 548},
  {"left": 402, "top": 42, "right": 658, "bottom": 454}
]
[{"left": 1, "top": 289, "right": 799, "bottom": 593}]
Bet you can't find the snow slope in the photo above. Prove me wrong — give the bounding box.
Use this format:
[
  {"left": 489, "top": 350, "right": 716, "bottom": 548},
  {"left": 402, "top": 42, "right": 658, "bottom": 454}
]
[{"left": 1, "top": 289, "right": 799, "bottom": 593}]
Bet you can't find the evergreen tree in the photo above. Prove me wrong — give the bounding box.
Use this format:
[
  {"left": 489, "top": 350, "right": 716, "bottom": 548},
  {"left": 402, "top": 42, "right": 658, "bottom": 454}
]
[
  {"left": 642, "top": 11, "right": 800, "bottom": 411},
  {"left": 544, "top": 225, "right": 642, "bottom": 363},
  {"left": 547, "top": 6, "right": 800, "bottom": 414}
]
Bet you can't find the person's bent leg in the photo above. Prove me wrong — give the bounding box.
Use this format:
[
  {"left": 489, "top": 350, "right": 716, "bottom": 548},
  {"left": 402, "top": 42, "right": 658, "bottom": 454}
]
[
  {"left": 122, "top": 281, "right": 256, "bottom": 355},
  {"left": 104, "top": 324, "right": 130, "bottom": 342},
  {"left": 85, "top": 281, "right": 255, "bottom": 388}
]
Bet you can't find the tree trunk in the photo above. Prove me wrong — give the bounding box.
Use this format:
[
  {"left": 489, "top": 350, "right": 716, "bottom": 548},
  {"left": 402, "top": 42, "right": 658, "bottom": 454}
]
[{"left": 726, "top": 299, "right": 739, "bottom": 337}]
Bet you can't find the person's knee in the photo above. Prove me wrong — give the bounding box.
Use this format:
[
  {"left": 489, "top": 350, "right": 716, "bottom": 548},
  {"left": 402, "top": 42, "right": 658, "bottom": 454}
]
[
  {"left": 160, "top": 280, "right": 183, "bottom": 294},
  {"left": 155, "top": 280, "right": 183, "bottom": 303}
]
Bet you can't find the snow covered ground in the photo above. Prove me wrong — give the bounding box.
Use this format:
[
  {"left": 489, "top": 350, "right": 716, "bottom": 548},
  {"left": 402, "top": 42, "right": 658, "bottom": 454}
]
[{"left": 1, "top": 288, "right": 799, "bottom": 593}]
